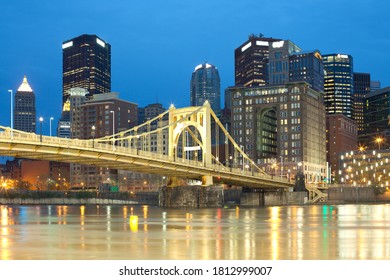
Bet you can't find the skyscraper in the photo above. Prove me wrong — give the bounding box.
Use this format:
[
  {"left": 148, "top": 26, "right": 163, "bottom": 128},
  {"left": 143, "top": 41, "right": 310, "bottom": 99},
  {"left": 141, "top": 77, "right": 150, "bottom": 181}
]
[
  {"left": 353, "top": 72, "right": 371, "bottom": 134},
  {"left": 289, "top": 50, "right": 324, "bottom": 92},
  {"left": 235, "top": 35, "right": 324, "bottom": 92},
  {"left": 234, "top": 34, "right": 281, "bottom": 87},
  {"left": 323, "top": 54, "right": 354, "bottom": 118},
  {"left": 268, "top": 40, "right": 301, "bottom": 86},
  {"left": 14, "top": 76, "right": 36, "bottom": 133},
  {"left": 62, "top": 34, "right": 111, "bottom": 107},
  {"left": 190, "top": 63, "right": 221, "bottom": 113}
]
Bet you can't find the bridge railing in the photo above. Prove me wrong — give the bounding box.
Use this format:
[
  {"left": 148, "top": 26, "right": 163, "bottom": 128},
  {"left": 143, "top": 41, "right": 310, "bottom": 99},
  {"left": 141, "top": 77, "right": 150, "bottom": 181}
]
[{"left": 1, "top": 127, "right": 289, "bottom": 183}]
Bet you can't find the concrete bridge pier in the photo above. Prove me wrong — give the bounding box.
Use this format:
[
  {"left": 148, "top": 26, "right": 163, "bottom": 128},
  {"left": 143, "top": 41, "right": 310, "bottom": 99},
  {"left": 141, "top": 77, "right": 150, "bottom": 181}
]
[{"left": 159, "top": 185, "right": 223, "bottom": 208}]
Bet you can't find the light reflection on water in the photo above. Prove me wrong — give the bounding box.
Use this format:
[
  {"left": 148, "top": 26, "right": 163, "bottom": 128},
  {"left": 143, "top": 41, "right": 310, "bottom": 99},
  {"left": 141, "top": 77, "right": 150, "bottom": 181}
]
[{"left": 1, "top": 204, "right": 390, "bottom": 260}]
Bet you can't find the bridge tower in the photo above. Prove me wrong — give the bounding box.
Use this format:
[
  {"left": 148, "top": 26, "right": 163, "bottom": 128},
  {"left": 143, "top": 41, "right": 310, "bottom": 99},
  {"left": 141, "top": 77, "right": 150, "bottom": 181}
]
[{"left": 168, "top": 102, "right": 213, "bottom": 185}]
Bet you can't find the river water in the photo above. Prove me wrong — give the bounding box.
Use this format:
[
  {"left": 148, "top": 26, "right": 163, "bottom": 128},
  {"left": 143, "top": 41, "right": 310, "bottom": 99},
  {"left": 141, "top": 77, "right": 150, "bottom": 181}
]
[{"left": 1, "top": 203, "right": 390, "bottom": 260}]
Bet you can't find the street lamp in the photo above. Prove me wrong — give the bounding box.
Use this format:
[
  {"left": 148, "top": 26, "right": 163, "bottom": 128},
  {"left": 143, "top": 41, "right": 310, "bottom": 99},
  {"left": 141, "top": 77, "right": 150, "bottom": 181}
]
[
  {"left": 39, "top": 117, "right": 43, "bottom": 142},
  {"left": 110, "top": 110, "right": 115, "bottom": 150},
  {"left": 8, "top": 90, "right": 13, "bottom": 139},
  {"left": 49, "top": 117, "right": 54, "bottom": 136},
  {"left": 375, "top": 137, "right": 384, "bottom": 150},
  {"left": 91, "top": 125, "right": 96, "bottom": 148}
]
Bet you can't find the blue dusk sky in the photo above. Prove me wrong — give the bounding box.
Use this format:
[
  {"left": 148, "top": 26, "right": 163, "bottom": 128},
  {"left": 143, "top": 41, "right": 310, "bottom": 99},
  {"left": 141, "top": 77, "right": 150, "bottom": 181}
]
[{"left": 0, "top": 0, "right": 389, "bottom": 135}]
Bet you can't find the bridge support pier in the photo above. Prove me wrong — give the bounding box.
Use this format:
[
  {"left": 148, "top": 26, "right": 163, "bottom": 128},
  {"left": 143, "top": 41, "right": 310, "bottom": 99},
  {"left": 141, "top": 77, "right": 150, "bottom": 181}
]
[{"left": 159, "top": 185, "right": 223, "bottom": 208}]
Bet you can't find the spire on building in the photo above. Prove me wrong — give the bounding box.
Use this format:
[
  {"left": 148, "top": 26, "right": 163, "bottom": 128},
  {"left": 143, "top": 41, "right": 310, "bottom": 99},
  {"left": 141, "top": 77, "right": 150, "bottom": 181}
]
[{"left": 17, "top": 76, "right": 33, "bottom": 92}]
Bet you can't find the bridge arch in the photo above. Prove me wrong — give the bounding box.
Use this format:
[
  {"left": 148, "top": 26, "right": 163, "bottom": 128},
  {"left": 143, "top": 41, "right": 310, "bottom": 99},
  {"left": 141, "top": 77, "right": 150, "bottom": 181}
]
[{"left": 168, "top": 103, "right": 212, "bottom": 168}]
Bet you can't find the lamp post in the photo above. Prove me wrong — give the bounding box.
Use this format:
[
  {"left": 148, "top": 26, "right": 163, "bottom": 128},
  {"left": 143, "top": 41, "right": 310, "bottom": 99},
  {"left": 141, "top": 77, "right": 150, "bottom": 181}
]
[
  {"left": 8, "top": 90, "right": 13, "bottom": 139},
  {"left": 110, "top": 110, "right": 115, "bottom": 150},
  {"left": 91, "top": 125, "right": 96, "bottom": 148},
  {"left": 375, "top": 137, "right": 383, "bottom": 150},
  {"left": 39, "top": 117, "right": 43, "bottom": 142},
  {"left": 49, "top": 117, "right": 54, "bottom": 136}
]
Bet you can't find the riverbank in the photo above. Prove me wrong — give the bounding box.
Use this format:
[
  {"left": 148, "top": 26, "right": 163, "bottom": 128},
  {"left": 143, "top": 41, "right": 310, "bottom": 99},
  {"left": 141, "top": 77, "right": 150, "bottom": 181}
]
[{"left": 1, "top": 187, "right": 389, "bottom": 207}]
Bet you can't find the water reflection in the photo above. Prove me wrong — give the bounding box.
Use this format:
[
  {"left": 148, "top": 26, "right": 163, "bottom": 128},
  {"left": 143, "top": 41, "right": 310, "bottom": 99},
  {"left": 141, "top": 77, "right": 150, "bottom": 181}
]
[{"left": 1, "top": 204, "right": 390, "bottom": 259}]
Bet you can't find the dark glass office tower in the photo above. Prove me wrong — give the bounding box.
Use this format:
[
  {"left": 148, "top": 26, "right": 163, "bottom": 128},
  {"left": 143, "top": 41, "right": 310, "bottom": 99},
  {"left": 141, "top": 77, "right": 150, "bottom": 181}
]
[
  {"left": 323, "top": 54, "right": 354, "bottom": 118},
  {"left": 353, "top": 72, "right": 371, "bottom": 134},
  {"left": 234, "top": 34, "right": 281, "bottom": 87},
  {"left": 289, "top": 50, "right": 324, "bottom": 92},
  {"left": 62, "top": 34, "right": 111, "bottom": 106},
  {"left": 14, "top": 76, "right": 36, "bottom": 133},
  {"left": 190, "top": 63, "right": 221, "bottom": 112}
]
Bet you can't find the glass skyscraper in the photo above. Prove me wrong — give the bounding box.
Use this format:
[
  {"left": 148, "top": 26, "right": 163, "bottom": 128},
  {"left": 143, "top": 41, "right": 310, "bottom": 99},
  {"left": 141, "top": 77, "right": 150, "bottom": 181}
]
[
  {"left": 190, "top": 63, "right": 221, "bottom": 113},
  {"left": 353, "top": 72, "right": 371, "bottom": 134},
  {"left": 62, "top": 34, "right": 111, "bottom": 108},
  {"left": 234, "top": 34, "right": 281, "bottom": 87},
  {"left": 14, "top": 76, "right": 36, "bottom": 133},
  {"left": 323, "top": 54, "right": 354, "bottom": 118}
]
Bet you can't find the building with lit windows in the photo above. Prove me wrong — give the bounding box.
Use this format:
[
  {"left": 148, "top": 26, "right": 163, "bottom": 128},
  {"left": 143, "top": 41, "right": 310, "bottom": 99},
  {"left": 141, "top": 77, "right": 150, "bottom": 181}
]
[
  {"left": 138, "top": 103, "right": 166, "bottom": 124},
  {"left": 190, "top": 63, "right": 221, "bottom": 113},
  {"left": 326, "top": 114, "right": 358, "bottom": 175},
  {"left": 323, "top": 54, "right": 354, "bottom": 118},
  {"left": 226, "top": 81, "right": 326, "bottom": 182},
  {"left": 338, "top": 149, "right": 390, "bottom": 188},
  {"left": 289, "top": 50, "right": 324, "bottom": 93},
  {"left": 62, "top": 34, "right": 111, "bottom": 107},
  {"left": 268, "top": 40, "right": 301, "bottom": 86},
  {"left": 360, "top": 86, "right": 390, "bottom": 150},
  {"left": 353, "top": 72, "right": 371, "bottom": 134},
  {"left": 234, "top": 34, "right": 281, "bottom": 87},
  {"left": 69, "top": 92, "right": 138, "bottom": 188},
  {"left": 14, "top": 76, "right": 36, "bottom": 133}
]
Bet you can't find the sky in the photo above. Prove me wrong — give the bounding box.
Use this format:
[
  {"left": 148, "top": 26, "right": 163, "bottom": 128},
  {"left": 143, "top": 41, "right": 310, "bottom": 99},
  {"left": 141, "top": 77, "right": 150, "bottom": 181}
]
[{"left": 0, "top": 0, "right": 389, "bottom": 136}]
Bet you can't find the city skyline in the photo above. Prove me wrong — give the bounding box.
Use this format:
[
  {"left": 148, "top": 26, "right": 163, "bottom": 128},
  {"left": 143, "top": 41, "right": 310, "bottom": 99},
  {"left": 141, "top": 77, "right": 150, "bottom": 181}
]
[{"left": 1, "top": 0, "right": 389, "bottom": 136}]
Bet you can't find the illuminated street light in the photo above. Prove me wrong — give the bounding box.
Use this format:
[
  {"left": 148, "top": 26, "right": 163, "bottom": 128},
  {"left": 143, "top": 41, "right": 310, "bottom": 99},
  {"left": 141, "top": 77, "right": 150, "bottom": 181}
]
[
  {"left": 39, "top": 117, "right": 44, "bottom": 142},
  {"left": 375, "top": 137, "right": 384, "bottom": 150},
  {"left": 91, "top": 125, "right": 96, "bottom": 148}
]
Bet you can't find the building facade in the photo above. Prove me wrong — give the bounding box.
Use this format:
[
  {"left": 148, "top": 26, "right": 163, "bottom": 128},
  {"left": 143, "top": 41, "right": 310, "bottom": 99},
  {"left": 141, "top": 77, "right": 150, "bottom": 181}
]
[
  {"left": 353, "top": 72, "right": 371, "bottom": 134},
  {"left": 69, "top": 92, "right": 138, "bottom": 188},
  {"left": 326, "top": 114, "right": 358, "bottom": 177},
  {"left": 360, "top": 86, "right": 390, "bottom": 149},
  {"left": 268, "top": 40, "right": 301, "bottom": 86},
  {"left": 289, "top": 50, "right": 324, "bottom": 93},
  {"left": 138, "top": 103, "right": 166, "bottom": 124},
  {"left": 323, "top": 54, "right": 354, "bottom": 118},
  {"left": 226, "top": 82, "right": 327, "bottom": 182},
  {"left": 234, "top": 34, "right": 281, "bottom": 87},
  {"left": 14, "top": 76, "right": 36, "bottom": 133},
  {"left": 190, "top": 63, "right": 221, "bottom": 113},
  {"left": 62, "top": 34, "right": 111, "bottom": 107}
]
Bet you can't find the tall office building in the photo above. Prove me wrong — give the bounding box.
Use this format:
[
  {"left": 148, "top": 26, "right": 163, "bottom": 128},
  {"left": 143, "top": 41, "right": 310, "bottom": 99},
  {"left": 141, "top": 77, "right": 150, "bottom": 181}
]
[
  {"left": 234, "top": 34, "right": 281, "bottom": 87},
  {"left": 360, "top": 86, "right": 390, "bottom": 149},
  {"left": 268, "top": 40, "right": 301, "bottom": 86},
  {"left": 289, "top": 50, "right": 324, "bottom": 92},
  {"left": 235, "top": 35, "right": 324, "bottom": 92},
  {"left": 14, "top": 76, "right": 36, "bottom": 133},
  {"left": 69, "top": 92, "right": 138, "bottom": 188},
  {"left": 226, "top": 82, "right": 326, "bottom": 182},
  {"left": 62, "top": 34, "right": 111, "bottom": 107},
  {"left": 323, "top": 54, "right": 354, "bottom": 118},
  {"left": 190, "top": 63, "right": 221, "bottom": 113},
  {"left": 353, "top": 72, "right": 371, "bottom": 134}
]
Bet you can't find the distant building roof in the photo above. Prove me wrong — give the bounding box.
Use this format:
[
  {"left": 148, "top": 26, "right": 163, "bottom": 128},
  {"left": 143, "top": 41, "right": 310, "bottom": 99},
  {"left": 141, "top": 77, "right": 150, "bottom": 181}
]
[{"left": 17, "top": 76, "right": 33, "bottom": 92}]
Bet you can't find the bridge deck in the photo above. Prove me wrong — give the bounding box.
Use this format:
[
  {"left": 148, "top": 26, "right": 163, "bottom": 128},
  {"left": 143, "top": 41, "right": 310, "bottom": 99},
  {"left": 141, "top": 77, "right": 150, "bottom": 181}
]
[{"left": 0, "top": 128, "right": 293, "bottom": 189}]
